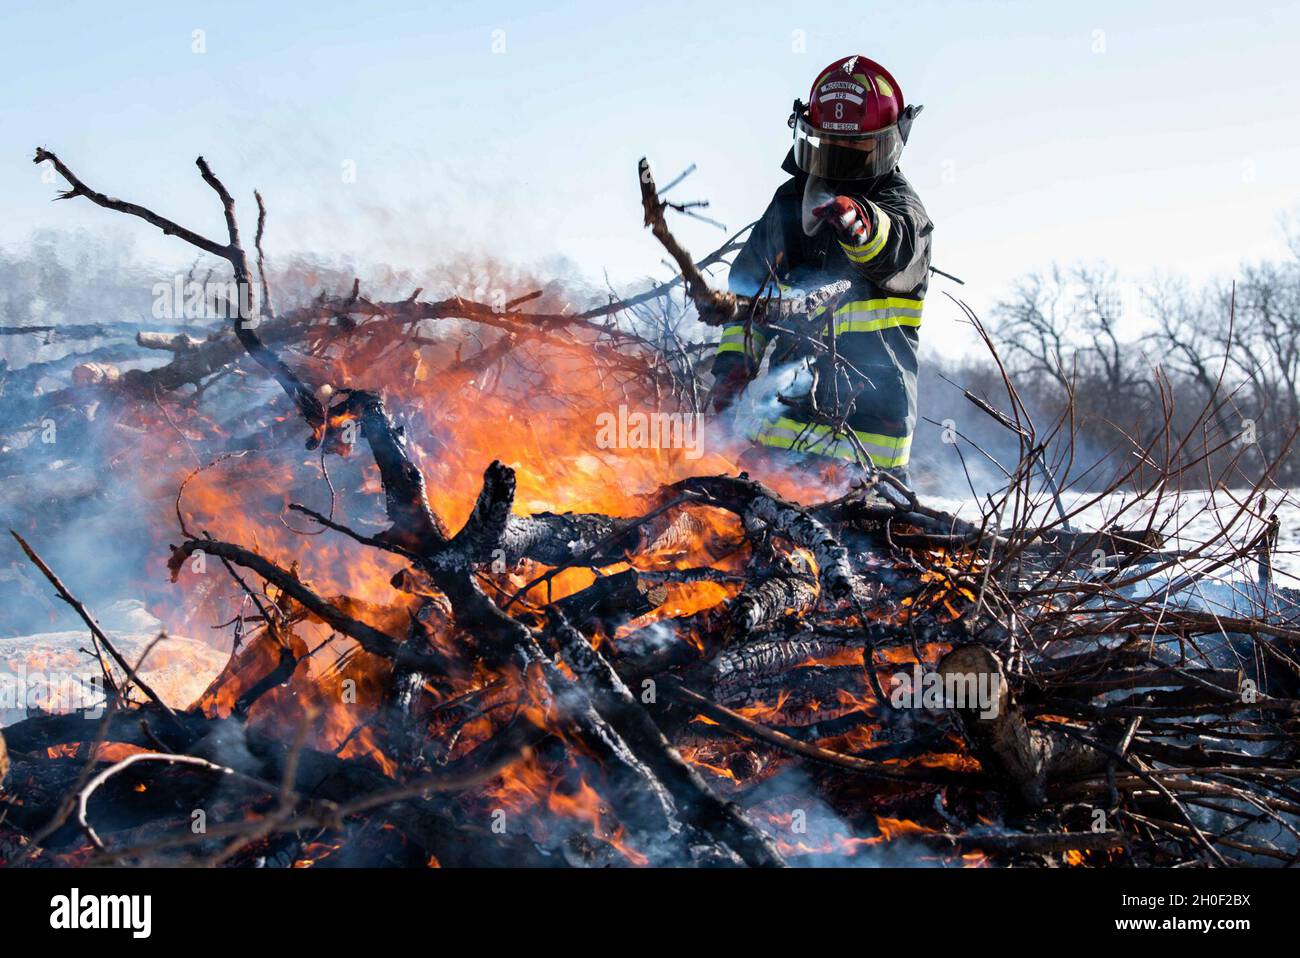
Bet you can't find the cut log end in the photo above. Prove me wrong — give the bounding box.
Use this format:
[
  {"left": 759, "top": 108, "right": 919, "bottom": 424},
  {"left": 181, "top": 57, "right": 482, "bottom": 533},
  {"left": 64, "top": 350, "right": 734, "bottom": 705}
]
[{"left": 938, "top": 644, "right": 1104, "bottom": 806}]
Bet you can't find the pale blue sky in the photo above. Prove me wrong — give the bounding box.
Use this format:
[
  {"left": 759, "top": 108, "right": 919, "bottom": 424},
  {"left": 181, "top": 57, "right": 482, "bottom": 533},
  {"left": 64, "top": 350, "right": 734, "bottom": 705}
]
[{"left": 3, "top": 0, "right": 1298, "bottom": 355}]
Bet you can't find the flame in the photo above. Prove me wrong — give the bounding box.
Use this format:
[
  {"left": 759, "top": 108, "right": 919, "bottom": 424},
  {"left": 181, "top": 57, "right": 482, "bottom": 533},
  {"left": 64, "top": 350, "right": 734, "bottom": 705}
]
[
  {"left": 47, "top": 265, "right": 995, "bottom": 864},
  {"left": 874, "top": 815, "right": 938, "bottom": 841},
  {"left": 483, "top": 752, "right": 649, "bottom": 865}
]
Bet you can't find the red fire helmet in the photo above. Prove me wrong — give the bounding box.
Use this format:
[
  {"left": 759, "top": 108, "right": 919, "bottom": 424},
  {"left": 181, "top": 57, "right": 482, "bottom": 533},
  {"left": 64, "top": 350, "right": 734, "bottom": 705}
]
[{"left": 791, "top": 55, "right": 917, "bottom": 181}]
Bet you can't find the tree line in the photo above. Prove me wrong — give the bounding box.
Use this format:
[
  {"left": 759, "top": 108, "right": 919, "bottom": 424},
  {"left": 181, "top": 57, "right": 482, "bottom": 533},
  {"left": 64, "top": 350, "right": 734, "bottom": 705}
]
[{"left": 924, "top": 218, "right": 1300, "bottom": 491}]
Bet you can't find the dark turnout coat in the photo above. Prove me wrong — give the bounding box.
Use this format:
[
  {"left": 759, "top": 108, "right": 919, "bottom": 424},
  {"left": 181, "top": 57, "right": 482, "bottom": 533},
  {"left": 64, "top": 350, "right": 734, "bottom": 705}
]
[{"left": 713, "top": 151, "right": 932, "bottom": 468}]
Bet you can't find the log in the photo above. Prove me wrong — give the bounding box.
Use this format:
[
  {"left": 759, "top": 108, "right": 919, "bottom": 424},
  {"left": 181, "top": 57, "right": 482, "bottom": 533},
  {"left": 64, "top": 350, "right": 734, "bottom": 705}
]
[
  {"left": 552, "top": 570, "right": 666, "bottom": 632},
  {"left": 728, "top": 568, "right": 818, "bottom": 634},
  {"left": 547, "top": 610, "right": 785, "bottom": 867},
  {"left": 937, "top": 645, "right": 1105, "bottom": 805},
  {"left": 670, "top": 475, "right": 857, "bottom": 600},
  {"left": 71, "top": 362, "right": 120, "bottom": 386},
  {"left": 525, "top": 646, "right": 703, "bottom": 865},
  {"left": 698, "top": 621, "right": 922, "bottom": 701},
  {"left": 436, "top": 459, "right": 637, "bottom": 568},
  {"left": 713, "top": 664, "right": 864, "bottom": 708},
  {"left": 136, "top": 331, "right": 206, "bottom": 351}
]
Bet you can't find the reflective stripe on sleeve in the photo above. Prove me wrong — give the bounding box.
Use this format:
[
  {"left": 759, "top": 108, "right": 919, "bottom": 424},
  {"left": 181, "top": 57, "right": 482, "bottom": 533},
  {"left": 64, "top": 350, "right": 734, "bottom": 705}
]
[{"left": 838, "top": 205, "right": 891, "bottom": 264}]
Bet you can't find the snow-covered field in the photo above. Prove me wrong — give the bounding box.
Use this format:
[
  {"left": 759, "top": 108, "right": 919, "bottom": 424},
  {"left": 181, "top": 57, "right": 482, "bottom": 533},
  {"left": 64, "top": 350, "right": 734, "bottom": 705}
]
[
  {"left": 0, "top": 600, "right": 226, "bottom": 728},
  {"left": 926, "top": 487, "right": 1300, "bottom": 587}
]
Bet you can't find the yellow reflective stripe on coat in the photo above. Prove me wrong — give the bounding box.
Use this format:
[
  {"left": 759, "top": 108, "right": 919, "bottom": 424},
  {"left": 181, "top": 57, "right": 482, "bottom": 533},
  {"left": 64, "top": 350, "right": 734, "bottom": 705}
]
[
  {"left": 716, "top": 323, "right": 769, "bottom": 356},
  {"left": 838, "top": 207, "right": 891, "bottom": 264},
  {"left": 818, "top": 297, "right": 924, "bottom": 336},
  {"left": 751, "top": 415, "right": 911, "bottom": 468}
]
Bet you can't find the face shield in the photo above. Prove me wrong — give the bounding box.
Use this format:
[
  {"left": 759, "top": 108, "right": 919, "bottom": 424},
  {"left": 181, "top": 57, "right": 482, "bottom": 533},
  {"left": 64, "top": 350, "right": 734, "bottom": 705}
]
[{"left": 791, "top": 114, "right": 903, "bottom": 182}]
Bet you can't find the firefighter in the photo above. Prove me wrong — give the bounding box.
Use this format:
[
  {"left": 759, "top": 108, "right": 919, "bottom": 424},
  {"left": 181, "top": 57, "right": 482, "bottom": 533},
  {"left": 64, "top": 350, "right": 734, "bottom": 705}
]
[{"left": 710, "top": 55, "right": 931, "bottom": 486}]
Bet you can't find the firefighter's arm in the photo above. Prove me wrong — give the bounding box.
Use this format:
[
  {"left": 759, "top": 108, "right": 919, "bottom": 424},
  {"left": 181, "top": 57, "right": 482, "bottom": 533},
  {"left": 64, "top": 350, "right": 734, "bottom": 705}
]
[
  {"left": 708, "top": 201, "right": 783, "bottom": 411},
  {"left": 814, "top": 191, "right": 930, "bottom": 292}
]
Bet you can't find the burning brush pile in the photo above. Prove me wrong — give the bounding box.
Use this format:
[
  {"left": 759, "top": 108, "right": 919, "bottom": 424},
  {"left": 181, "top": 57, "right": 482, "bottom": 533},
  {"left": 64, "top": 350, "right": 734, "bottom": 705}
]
[{"left": 2, "top": 150, "right": 1299, "bottom": 869}]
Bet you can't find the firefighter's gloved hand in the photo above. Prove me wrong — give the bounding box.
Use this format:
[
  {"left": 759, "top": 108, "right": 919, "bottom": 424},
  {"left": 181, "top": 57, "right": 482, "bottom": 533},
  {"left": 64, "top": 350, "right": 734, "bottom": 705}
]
[
  {"left": 812, "top": 196, "right": 871, "bottom": 246},
  {"left": 694, "top": 290, "right": 738, "bottom": 327}
]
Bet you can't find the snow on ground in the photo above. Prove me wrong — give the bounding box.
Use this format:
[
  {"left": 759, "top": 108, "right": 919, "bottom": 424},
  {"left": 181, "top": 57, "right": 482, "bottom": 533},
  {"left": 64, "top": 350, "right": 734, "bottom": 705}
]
[
  {"left": 0, "top": 599, "right": 226, "bottom": 728},
  {"left": 926, "top": 486, "right": 1300, "bottom": 602}
]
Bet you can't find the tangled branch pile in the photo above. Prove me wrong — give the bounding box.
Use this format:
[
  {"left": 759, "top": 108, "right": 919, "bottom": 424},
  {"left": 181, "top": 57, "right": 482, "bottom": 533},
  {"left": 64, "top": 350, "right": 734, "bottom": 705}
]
[{"left": 2, "top": 151, "right": 1298, "bottom": 868}]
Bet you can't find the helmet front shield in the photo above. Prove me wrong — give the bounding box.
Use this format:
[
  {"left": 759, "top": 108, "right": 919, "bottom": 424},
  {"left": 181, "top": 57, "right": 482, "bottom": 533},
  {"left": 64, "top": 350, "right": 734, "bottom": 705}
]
[{"left": 792, "top": 115, "right": 903, "bottom": 181}]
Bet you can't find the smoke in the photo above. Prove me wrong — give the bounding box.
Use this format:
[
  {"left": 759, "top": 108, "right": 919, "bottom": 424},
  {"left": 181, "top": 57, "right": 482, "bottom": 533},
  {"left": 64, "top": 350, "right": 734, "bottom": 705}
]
[
  {"left": 740, "top": 765, "right": 938, "bottom": 867},
  {"left": 907, "top": 354, "right": 1132, "bottom": 511},
  {"left": 727, "top": 358, "right": 811, "bottom": 444}
]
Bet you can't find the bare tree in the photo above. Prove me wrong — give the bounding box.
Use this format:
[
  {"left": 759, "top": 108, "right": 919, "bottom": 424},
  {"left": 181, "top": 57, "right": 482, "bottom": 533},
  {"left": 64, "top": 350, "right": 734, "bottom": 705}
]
[{"left": 989, "top": 235, "right": 1300, "bottom": 487}]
